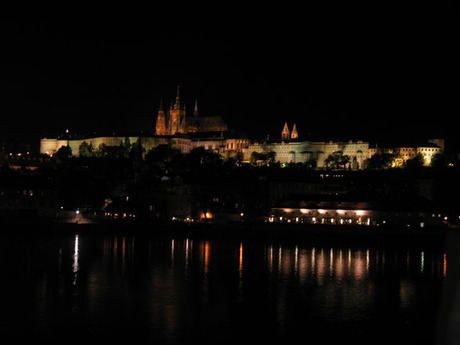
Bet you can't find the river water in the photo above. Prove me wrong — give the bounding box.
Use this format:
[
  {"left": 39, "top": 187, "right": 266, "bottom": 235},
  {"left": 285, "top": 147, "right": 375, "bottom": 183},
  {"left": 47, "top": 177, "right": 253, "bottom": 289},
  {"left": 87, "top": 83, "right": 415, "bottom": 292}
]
[{"left": 0, "top": 224, "right": 451, "bottom": 344}]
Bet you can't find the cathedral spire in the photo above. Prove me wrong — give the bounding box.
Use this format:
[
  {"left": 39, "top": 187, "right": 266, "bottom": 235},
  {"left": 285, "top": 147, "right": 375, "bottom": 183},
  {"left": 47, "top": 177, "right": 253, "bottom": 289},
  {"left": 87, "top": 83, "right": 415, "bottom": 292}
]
[
  {"left": 155, "top": 97, "right": 167, "bottom": 135},
  {"left": 173, "top": 85, "right": 181, "bottom": 110},
  {"left": 291, "top": 123, "right": 298, "bottom": 140},
  {"left": 281, "top": 122, "right": 290, "bottom": 141},
  {"left": 194, "top": 99, "right": 199, "bottom": 118}
]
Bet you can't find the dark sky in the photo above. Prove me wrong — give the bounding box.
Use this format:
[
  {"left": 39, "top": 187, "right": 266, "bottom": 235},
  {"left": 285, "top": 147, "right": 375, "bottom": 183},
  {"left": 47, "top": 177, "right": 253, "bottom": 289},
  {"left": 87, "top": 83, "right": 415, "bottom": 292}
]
[{"left": 1, "top": 9, "right": 456, "bottom": 152}]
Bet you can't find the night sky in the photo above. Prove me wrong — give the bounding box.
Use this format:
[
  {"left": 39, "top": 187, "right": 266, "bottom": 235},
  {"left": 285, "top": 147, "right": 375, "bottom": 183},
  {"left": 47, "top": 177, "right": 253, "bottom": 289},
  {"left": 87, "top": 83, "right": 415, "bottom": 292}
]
[{"left": 1, "top": 9, "right": 456, "bottom": 152}]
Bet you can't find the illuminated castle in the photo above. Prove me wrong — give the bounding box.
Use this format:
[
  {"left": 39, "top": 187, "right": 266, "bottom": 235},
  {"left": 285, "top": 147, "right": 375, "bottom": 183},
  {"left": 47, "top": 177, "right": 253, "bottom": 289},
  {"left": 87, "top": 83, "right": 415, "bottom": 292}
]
[
  {"left": 41, "top": 86, "right": 248, "bottom": 158},
  {"left": 155, "top": 86, "right": 227, "bottom": 136}
]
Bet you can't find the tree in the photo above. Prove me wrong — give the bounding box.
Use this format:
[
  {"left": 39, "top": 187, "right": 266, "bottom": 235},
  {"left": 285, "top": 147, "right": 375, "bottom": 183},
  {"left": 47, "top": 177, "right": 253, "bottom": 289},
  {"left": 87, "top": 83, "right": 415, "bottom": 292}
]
[
  {"left": 188, "top": 147, "right": 222, "bottom": 167},
  {"left": 325, "top": 151, "right": 350, "bottom": 170},
  {"left": 145, "top": 145, "right": 182, "bottom": 170},
  {"left": 249, "top": 151, "right": 276, "bottom": 166},
  {"left": 94, "top": 144, "right": 113, "bottom": 158},
  {"left": 431, "top": 153, "right": 446, "bottom": 168},
  {"left": 129, "top": 138, "right": 145, "bottom": 160},
  {"left": 366, "top": 153, "right": 396, "bottom": 170},
  {"left": 305, "top": 159, "right": 317, "bottom": 169},
  {"left": 79, "top": 141, "right": 94, "bottom": 157},
  {"left": 267, "top": 151, "right": 276, "bottom": 165},
  {"left": 405, "top": 153, "right": 424, "bottom": 170},
  {"left": 119, "top": 137, "right": 133, "bottom": 158},
  {"left": 55, "top": 145, "right": 72, "bottom": 160}
]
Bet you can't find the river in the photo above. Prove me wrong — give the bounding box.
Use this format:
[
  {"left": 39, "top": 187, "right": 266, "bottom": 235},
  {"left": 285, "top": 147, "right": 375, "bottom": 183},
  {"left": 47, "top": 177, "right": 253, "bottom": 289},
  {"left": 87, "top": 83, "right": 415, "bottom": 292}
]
[{"left": 0, "top": 223, "right": 453, "bottom": 344}]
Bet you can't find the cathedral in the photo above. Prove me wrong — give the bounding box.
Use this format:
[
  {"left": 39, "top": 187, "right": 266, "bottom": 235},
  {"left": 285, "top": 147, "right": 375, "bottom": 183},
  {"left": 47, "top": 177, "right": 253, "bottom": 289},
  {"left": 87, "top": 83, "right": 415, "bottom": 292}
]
[
  {"left": 41, "top": 86, "right": 247, "bottom": 158},
  {"left": 155, "top": 86, "right": 228, "bottom": 136}
]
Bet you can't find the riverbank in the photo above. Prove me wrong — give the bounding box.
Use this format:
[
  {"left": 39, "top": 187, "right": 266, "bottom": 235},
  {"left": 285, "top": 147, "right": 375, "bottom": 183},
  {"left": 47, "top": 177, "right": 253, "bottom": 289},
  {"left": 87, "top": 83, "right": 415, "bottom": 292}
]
[{"left": 13, "top": 220, "right": 447, "bottom": 249}]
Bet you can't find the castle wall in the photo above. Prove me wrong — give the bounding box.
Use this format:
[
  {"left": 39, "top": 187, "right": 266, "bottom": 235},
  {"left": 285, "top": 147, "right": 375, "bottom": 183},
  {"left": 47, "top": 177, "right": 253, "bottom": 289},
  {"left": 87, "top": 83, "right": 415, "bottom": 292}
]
[
  {"left": 40, "top": 139, "right": 69, "bottom": 155},
  {"left": 244, "top": 140, "right": 369, "bottom": 169}
]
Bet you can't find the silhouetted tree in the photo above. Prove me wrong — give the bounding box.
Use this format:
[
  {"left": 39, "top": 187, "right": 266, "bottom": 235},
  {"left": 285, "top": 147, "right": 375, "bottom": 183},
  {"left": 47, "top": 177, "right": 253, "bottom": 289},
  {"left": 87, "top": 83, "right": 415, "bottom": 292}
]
[
  {"left": 405, "top": 153, "right": 424, "bottom": 170},
  {"left": 188, "top": 147, "right": 222, "bottom": 167},
  {"left": 325, "top": 151, "right": 350, "bottom": 170},
  {"left": 55, "top": 145, "right": 72, "bottom": 160},
  {"left": 431, "top": 153, "right": 446, "bottom": 168},
  {"left": 79, "top": 141, "right": 94, "bottom": 157},
  {"left": 145, "top": 145, "right": 182, "bottom": 170},
  {"left": 249, "top": 151, "right": 276, "bottom": 166},
  {"left": 366, "top": 153, "right": 396, "bottom": 170}
]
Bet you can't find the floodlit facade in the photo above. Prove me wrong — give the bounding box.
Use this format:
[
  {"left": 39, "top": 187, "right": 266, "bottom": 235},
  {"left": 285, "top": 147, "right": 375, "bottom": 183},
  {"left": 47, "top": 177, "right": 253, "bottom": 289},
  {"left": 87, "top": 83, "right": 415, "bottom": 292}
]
[
  {"left": 40, "top": 86, "right": 249, "bottom": 158},
  {"left": 268, "top": 198, "right": 446, "bottom": 228},
  {"left": 368, "top": 139, "right": 444, "bottom": 167},
  {"left": 244, "top": 139, "right": 369, "bottom": 169},
  {"left": 39, "top": 87, "right": 443, "bottom": 170}
]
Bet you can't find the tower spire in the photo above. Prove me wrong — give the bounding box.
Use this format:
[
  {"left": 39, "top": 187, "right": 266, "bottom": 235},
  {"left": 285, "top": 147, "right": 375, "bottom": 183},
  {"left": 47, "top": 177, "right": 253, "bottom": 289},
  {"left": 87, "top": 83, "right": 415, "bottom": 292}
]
[
  {"left": 173, "top": 85, "right": 181, "bottom": 110},
  {"left": 291, "top": 123, "right": 298, "bottom": 140},
  {"left": 155, "top": 97, "right": 167, "bottom": 135},
  {"left": 194, "top": 99, "right": 199, "bottom": 118},
  {"left": 281, "top": 122, "right": 290, "bottom": 140}
]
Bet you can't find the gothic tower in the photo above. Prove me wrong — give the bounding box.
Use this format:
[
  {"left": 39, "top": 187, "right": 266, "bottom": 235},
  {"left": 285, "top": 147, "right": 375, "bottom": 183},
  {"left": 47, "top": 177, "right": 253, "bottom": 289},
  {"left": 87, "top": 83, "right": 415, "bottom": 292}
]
[
  {"left": 186, "top": 99, "right": 199, "bottom": 133},
  {"left": 291, "top": 123, "right": 298, "bottom": 140},
  {"left": 155, "top": 98, "right": 167, "bottom": 135},
  {"left": 169, "top": 85, "right": 186, "bottom": 135},
  {"left": 281, "top": 122, "right": 290, "bottom": 140},
  {"left": 153, "top": 86, "right": 228, "bottom": 137}
]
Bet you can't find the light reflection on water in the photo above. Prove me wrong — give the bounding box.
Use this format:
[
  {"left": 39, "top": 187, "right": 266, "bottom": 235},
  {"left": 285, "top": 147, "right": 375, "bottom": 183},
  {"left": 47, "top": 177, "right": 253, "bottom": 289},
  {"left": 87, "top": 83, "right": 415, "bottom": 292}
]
[{"left": 0, "top": 230, "right": 448, "bottom": 344}]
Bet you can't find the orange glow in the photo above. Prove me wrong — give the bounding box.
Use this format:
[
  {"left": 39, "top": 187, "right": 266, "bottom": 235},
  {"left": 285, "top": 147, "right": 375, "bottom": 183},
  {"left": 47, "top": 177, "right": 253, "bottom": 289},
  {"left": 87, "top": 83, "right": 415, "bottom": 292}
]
[
  {"left": 200, "top": 211, "right": 213, "bottom": 219},
  {"left": 239, "top": 242, "right": 243, "bottom": 277},
  {"left": 203, "top": 241, "right": 210, "bottom": 274},
  {"left": 443, "top": 253, "right": 447, "bottom": 278}
]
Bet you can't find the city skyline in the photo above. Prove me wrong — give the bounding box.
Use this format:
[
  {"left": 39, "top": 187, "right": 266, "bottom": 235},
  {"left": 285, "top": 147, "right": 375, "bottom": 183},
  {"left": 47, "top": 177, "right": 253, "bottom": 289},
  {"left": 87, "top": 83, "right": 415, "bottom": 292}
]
[{"left": 1, "top": 12, "right": 455, "bottom": 151}]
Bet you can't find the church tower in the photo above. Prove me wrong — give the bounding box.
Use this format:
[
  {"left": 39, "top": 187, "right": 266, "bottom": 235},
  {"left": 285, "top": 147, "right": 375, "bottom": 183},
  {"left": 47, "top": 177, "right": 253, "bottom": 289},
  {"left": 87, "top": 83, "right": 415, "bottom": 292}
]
[
  {"left": 169, "top": 85, "right": 186, "bottom": 135},
  {"left": 281, "top": 122, "right": 290, "bottom": 140},
  {"left": 186, "top": 99, "right": 199, "bottom": 133},
  {"left": 155, "top": 98, "right": 167, "bottom": 136},
  {"left": 291, "top": 123, "right": 298, "bottom": 140}
]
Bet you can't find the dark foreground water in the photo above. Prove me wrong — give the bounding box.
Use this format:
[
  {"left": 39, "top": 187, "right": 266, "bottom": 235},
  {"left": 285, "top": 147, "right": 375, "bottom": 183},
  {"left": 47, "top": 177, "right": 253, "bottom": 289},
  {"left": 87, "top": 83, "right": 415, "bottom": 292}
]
[{"left": 0, "top": 224, "right": 453, "bottom": 344}]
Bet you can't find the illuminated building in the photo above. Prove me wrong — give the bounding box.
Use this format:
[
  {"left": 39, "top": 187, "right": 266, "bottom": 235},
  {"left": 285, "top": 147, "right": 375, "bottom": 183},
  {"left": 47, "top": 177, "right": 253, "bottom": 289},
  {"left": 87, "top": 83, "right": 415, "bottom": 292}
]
[
  {"left": 244, "top": 123, "right": 369, "bottom": 169},
  {"left": 38, "top": 86, "right": 442, "bottom": 171},
  {"left": 155, "top": 86, "right": 228, "bottom": 136},
  {"left": 268, "top": 193, "right": 446, "bottom": 227},
  {"left": 368, "top": 139, "right": 444, "bottom": 167},
  {"left": 40, "top": 86, "right": 249, "bottom": 158}
]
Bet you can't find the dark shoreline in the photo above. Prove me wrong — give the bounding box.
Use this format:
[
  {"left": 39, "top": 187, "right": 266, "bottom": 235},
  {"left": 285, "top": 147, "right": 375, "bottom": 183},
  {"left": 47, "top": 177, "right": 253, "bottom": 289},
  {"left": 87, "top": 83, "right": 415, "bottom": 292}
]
[{"left": 3, "top": 219, "right": 450, "bottom": 249}]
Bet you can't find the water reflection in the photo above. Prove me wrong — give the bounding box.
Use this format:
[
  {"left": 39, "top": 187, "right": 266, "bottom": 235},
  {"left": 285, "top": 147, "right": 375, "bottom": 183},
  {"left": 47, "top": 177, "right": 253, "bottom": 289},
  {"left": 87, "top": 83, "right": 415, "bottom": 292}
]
[
  {"left": 72, "top": 234, "right": 79, "bottom": 285},
  {"left": 264, "top": 244, "right": 447, "bottom": 284},
  {"left": 0, "top": 231, "right": 448, "bottom": 344}
]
